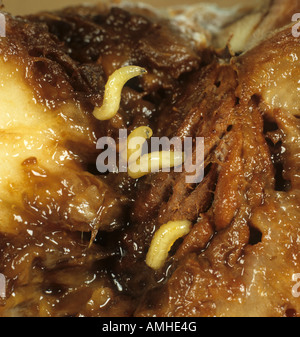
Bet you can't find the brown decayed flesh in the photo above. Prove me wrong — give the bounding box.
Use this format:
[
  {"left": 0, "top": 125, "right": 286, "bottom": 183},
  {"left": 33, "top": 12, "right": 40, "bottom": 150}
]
[{"left": 0, "top": 0, "right": 299, "bottom": 317}]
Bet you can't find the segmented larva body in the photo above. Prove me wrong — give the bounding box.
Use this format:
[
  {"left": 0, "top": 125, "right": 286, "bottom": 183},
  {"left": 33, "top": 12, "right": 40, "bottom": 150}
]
[
  {"left": 93, "top": 66, "right": 147, "bottom": 121},
  {"left": 127, "top": 126, "right": 153, "bottom": 162},
  {"left": 125, "top": 126, "right": 185, "bottom": 179},
  {"left": 146, "top": 220, "right": 192, "bottom": 270},
  {"left": 128, "top": 150, "right": 185, "bottom": 179}
]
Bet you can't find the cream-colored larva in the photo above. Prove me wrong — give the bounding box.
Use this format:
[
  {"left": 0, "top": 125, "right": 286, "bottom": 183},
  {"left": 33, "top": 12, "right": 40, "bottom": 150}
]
[
  {"left": 93, "top": 66, "right": 147, "bottom": 121},
  {"left": 127, "top": 126, "right": 153, "bottom": 162},
  {"left": 145, "top": 220, "right": 192, "bottom": 270},
  {"left": 128, "top": 150, "right": 185, "bottom": 179},
  {"left": 124, "top": 126, "right": 185, "bottom": 179}
]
